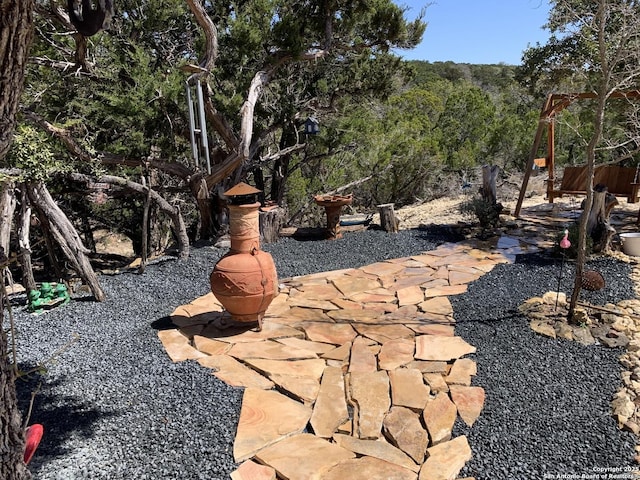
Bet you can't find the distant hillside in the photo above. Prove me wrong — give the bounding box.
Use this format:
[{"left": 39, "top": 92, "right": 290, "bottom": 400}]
[{"left": 407, "top": 60, "right": 517, "bottom": 91}]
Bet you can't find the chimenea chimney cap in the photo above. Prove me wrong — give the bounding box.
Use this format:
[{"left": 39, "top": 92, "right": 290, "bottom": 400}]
[{"left": 224, "top": 182, "right": 262, "bottom": 197}]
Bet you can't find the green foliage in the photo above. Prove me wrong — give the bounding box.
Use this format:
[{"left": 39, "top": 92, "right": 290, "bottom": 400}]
[
  {"left": 459, "top": 196, "right": 501, "bottom": 231},
  {"left": 6, "top": 125, "right": 66, "bottom": 180},
  {"left": 556, "top": 223, "right": 592, "bottom": 259},
  {"left": 21, "top": 0, "right": 547, "bottom": 237}
]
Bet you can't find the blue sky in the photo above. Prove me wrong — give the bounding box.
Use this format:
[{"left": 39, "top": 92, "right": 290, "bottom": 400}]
[{"left": 393, "top": 0, "right": 552, "bottom": 65}]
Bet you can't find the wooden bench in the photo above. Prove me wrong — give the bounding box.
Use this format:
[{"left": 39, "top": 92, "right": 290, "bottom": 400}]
[{"left": 549, "top": 165, "right": 640, "bottom": 203}]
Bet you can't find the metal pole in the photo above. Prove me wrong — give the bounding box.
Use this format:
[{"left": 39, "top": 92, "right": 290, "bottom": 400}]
[
  {"left": 185, "top": 81, "right": 199, "bottom": 169},
  {"left": 195, "top": 81, "right": 211, "bottom": 175}
]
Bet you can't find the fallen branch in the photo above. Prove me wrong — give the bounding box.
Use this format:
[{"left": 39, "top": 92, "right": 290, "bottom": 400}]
[
  {"left": 576, "top": 301, "right": 640, "bottom": 321},
  {"left": 69, "top": 173, "right": 190, "bottom": 259}
]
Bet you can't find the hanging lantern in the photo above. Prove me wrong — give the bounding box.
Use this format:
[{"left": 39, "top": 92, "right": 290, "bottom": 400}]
[{"left": 304, "top": 116, "right": 320, "bottom": 135}]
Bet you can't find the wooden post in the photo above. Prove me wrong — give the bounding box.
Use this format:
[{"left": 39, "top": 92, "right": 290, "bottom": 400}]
[
  {"left": 587, "top": 185, "right": 617, "bottom": 253},
  {"left": 481, "top": 165, "right": 500, "bottom": 204},
  {"left": 259, "top": 205, "right": 285, "bottom": 244},
  {"left": 377, "top": 203, "right": 399, "bottom": 233}
]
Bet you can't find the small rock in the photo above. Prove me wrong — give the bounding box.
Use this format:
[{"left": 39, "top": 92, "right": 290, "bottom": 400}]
[
  {"left": 542, "top": 291, "right": 566, "bottom": 306},
  {"left": 623, "top": 421, "right": 640, "bottom": 435},
  {"left": 571, "top": 327, "right": 595, "bottom": 346},
  {"left": 530, "top": 320, "right": 556, "bottom": 339},
  {"left": 612, "top": 395, "right": 635, "bottom": 422}
]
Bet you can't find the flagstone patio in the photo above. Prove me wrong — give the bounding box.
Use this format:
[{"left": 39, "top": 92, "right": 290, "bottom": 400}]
[{"left": 159, "top": 234, "right": 541, "bottom": 480}]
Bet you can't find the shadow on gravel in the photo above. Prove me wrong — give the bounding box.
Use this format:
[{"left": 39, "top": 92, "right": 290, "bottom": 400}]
[
  {"left": 415, "top": 224, "right": 467, "bottom": 243},
  {"left": 150, "top": 315, "right": 175, "bottom": 331},
  {"left": 15, "top": 366, "right": 116, "bottom": 462}
]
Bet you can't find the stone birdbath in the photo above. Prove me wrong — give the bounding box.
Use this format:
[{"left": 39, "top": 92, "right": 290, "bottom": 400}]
[{"left": 314, "top": 194, "right": 353, "bottom": 240}]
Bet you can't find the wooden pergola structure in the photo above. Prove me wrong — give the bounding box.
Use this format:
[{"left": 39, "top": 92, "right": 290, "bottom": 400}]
[{"left": 515, "top": 90, "right": 640, "bottom": 217}]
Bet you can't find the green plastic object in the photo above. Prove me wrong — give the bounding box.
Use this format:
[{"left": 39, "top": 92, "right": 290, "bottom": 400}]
[
  {"left": 40, "top": 282, "right": 53, "bottom": 301},
  {"left": 27, "top": 290, "right": 44, "bottom": 314},
  {"left": 55, "top": 283, "right": 70, "bottom": 304},
  {"left": 28, "top": 282, "right": 70, "bottom": 313}
]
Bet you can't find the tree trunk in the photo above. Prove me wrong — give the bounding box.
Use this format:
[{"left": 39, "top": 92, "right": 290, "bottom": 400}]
[
  {"left": 0, "top": 181, "right": 17, "bottom": 257},
  {"left": 191, "top": 175, "right": 215, "bottom": 239},
  {"left": 0, "top": 0, "right": 35, "bottom": 476},
  {"left": 27, "top": 181, "right": 106, "bottom": 301},
  {"left": 139, "top": 173, "right": 151, "bottom": 273},
  {"left": 0, "top": 304, "right": 30, "bottom": 479},
  {"left": 271, "top": 156, "right": 289, "bottom": 205},
  {"left": 587, "top": 185, "right": 617, "bottom": 253},
  {"left": 36, "top": 211, "right": 67, "bottom": 281},
  {"left": 17, "top": 187, "right": 36, "bottom": 293},
  {"left": 481, "top": 165, "right": 500, "bottom": 205},
  {"left": 569, "top": 107, "right": 608, "bottom": 320}
]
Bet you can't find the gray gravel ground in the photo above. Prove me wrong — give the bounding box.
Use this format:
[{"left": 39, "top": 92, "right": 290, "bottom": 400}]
[{"left": 10, "top": 227, "right": 637, "bottom": 479}]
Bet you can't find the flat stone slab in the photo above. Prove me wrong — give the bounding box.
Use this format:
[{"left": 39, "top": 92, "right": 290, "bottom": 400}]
[
  {"left": 422, "top": 284, "right": 468, "bottom": 298},
  {"left": 198, "top": 355, "right": 274, "bottom": 389},
  {"left": 288, "top": 297, "right": 341, "bottom": 310},
  {"left": 349, "top": 336, "right": 379, "bottom": 373},
  {"left": 244, "top": 358, "right": 326, "bottom": 382},
  {"left": 383, "top": 406, "right": 429, "bottom": 464},
  {"left": 448, "top": 269, "right": 481, "bottom": 286},
  {"left": 171, "top": 292, "right": 223, "bottom": 321},
  {"left": 418, "top": 297, "right": 453, "bottom": 316},
  {"left": 157, "top": 329, "right": 207, "bottom": 363},
  {"left": 419, "top": 435, "right": 472, "bottom": 480},
  {"left": 355, "top": 324, "right": 415, "bottom": 344},
  {"left": 296, "top": 282, "right": 343, "bottom": 300},
  {"left": 234, "top": 388, "right": 312, "bottom": 462},
  {"left": 322, "top": 342, "right": 352, "bottom": 361},
  {"left": 407, "top": 324, "right": 455, "bottom": 336},
  {"left": 333, "top": 434, "right": 419, "bottom": 473},
  {"left": 166, "top": 235, "right": 503, "bottom": 477},
  {"left": 445, "top": 358, "right": 477, "bottom": 386},
  {"left": 303, "top": 322, "right": 358, "bottom": 345},
  {"left": 349, "top": 370, "right": 391, "bottom": 439},
  {"left": 311, "top": 366, "right": 349, "bottom": 438},
  {"left": 230, "top": 460, "right": 276, "bottom": 480},
  {"left": 193, "top": 336, "right": 231, "bottom": 356},
  {"left": 422, "top": 392, "right": 457, "bottom": 445},
  {"left": 331, "top": 276, "right": 381, "bottom": 296},
  {"left": 227, "top": 340, "right": 318, "bottom": 360},
  {"left": 321, "top": 455, "right": 418, "bottom": 480},
  {"left": 379, "top": 338, "right": 416, "bottom": 371},
  {"left": 423, "top": 373, "right": 449, "bottom": 393},
  {"left": 276, "top": 337, "right": 337, "bottom": 355},
  {"left": 415, "top": 335, "right": 476, "bottom": 361},
  {"left": 328, "top": 309, "right": 386, "bottom": 324},
  {"left": 396, "top": 285, "right": 425, "bottom": 306},
  {"left": 270, "top": 373, "right": 321, "bottom": 403},
  {"left": 255, "top": 433, "right": 355, "bottom": 480},
  {"left": 449, "top": 385, "right": 485, "bottom": 427},
  {"left": 389, "top": 368, "right": 430, "bottom": 410},
  {"left": 360, "top": 262, "right": 407, "bottom": 277},
  {"left": 204, "top": 321, "right": 303, "bottom": 343},
  {"left": 408, "top": 361, "right": 449, "bottom": 373}
]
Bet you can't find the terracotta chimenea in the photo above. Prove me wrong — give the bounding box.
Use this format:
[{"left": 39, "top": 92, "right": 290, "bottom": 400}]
[{"left": 210, "top": 183, "right": 278, "bottom": 330}]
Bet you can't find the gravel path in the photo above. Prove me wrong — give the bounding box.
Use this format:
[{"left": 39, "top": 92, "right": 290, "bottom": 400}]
[{"left": 10, "top": 227, "right": 637, "bottom": 479}]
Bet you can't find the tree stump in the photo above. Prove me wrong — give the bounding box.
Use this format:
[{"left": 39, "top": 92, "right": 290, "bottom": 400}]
[
  {"left": 259, "top": 205, "right": 285, "bottom": 244},
  {"left": 377, "top": 203, "right": 399, "bottom": 233},
  {"left": 476, "top": 165, "right": 503, "bottom": 230},
  {"left": 587, "top": 184, "right": 617, "bottom": 253}
]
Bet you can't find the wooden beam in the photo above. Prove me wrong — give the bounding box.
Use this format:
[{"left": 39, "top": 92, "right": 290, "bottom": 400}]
[{"left": 516, "top": 89, "right": 640, "bottom": 217}]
